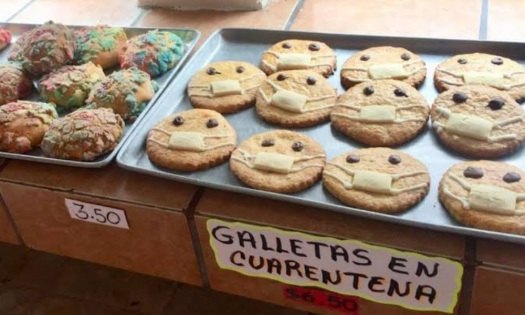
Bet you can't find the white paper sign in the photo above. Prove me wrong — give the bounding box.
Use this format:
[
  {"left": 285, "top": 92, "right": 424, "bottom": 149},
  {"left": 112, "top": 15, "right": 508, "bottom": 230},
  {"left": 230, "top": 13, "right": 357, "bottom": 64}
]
[
  {"left": 65, "top": 199, "right": 129, "bottom": 229},
  {"left": 207, "top": 219, "right": 463, "bottom": 313}
]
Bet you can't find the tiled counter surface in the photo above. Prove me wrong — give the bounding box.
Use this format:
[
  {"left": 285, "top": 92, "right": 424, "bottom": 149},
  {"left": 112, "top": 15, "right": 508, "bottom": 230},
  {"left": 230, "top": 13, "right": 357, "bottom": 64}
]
[{"left": 1, "top": 0, "right": 525, "bottom": 315}]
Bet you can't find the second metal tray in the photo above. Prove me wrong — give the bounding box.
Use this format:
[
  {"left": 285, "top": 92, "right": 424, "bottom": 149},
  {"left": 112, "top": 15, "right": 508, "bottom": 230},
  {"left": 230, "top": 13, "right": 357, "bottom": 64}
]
[
  {"left": 118, "top": 28, "right": 525, "bottom": 244},
  {"left": 0, "top": 23, "right": 200, "bottom": 167}
]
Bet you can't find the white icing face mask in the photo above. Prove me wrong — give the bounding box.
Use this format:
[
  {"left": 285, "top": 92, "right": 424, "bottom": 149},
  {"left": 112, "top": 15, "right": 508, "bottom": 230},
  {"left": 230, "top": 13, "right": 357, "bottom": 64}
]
[
  {"left": 433, "top": 107, "right": 522, "bottom": 143},
  {"left": 231, "top": 149, "right": 325, "bottom": 174},
  {"left": 149, "top": 129, "right": 234, "bottom": 152},
  {"left": 341, "top": 60, "right": 424, "bottom": 83},
  {"left": 259, "top": 80, "right": 335, "bottom": 114},
  {"left": 262, "top": 51, "right": 336, "bottom": 72},
  {"left": 188, "top": 68, "right": 264, "bottom": 98},
  {"left": 443, "top": 173, "right": 525, "bottom": 216},
  {"left": 332, "top": 103, "right": 427, "bottom": 124},
  {"left": 436, "top": 69, "right": 525, "bottom": 90},
  {"left": 323, "top": 159, "right": 428, "bottom": 195}
]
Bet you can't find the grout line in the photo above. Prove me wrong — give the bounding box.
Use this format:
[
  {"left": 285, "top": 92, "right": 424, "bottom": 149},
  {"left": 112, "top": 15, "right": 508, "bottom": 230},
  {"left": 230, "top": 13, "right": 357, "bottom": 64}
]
[
  {"left": 478, "top": 0, "right": 489, "bottom": 40},
  {"left": 5, "top": 0, "right": 37, "bottom": 23},
  {"left": 283, "top": 0, "right": 306, "bottom": 30},
  {"left": 458, "top": 237, "right": 477, "bottom": 315},
  {"left": 0, "top": 184, "right": 27, "bottom": 247},
  {"left": 184, "top": 187, "right": 211, "bottom": 288},
  {"left": 130, "top": 7, "right": 150, "bottom": 27}
]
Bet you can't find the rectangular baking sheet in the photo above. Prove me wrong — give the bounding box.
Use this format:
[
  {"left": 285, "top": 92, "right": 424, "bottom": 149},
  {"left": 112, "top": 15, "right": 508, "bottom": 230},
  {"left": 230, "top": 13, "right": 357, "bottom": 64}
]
[
  {"left": 118, "top": 28, "right": 525, "bottom": 244},
  {"left": 0, "top": 23, "right": 200, "bottom": 168}
]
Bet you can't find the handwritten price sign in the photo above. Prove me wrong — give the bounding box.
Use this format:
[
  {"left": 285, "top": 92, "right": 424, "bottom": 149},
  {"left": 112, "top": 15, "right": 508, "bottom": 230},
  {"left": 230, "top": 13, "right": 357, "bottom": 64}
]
[
  {"left": 65, "top": 199, "right": 129, "bottom": 229},
  {"left": 284, "top": 286, "right": 359, "bottom": 314}
]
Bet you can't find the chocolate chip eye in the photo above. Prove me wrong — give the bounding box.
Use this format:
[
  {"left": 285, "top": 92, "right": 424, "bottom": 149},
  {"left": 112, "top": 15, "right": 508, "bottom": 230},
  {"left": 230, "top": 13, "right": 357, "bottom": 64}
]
[
  {"left": 172, "top": 116, "right": 184, "bottom": 126},
  {"left": 487, "top": 97, "right": 505, "bottom": 110},
  {"left": 492, "top": 57, "right": 504, "bottom": 65},
  {"left": 464, "top": 166, "right": 483, "bottom": 179},
  {"left": 401, "top": 53, "right": 411, "bottom": 61},
  {"left": 308, "top": 43, "right": 320, "bottom": 51},
  {"left": 306, "top": 76, "right": 317, "bottom": 85},
  {"left": 360, "top": 55, "right": 370, "bottom": 61},
  {"left": 452, "top": 92, "right": 468, "bottom": 103},
  {"left": 292, "top": 141, "right": 304, "bottom": 152},
  {"left": 503, "top": 172, "right": 521, "bottom": 183},
  {"left": 363, "top": 86, "right": 374, "bottom": 96},
  {"left": 236, "top": 66, "right": 245, "bottom": 73},
  {"left": 207, "top": 67, "right": 220, "bottom": 75},
  {"left": 206, "top": 118, "right": 218, "bottom": 128},
  {"left": 277, "top": 74, "right": 286, "bottom": 81},
  {"left": 282, "top": 42, "right": 292, "bottom": 49},
  {"left": 388, "top": 155, "right": 401, "bottom": 165},
  {"left": 457, "top": 58, "right": 468, "bottom": 64},
  {"left": 261, "top": 139, "right": 275, "bottom": 147},
  {"left": 394, "top": 88, "right": 408, "bottom": 97},
  {"left": 346, "top": 154, "right": 360, "bottom": 163}
]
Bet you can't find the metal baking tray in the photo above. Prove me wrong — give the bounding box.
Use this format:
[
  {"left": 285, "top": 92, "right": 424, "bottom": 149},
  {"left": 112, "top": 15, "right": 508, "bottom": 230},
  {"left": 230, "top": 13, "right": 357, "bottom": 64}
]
[
  {"left": 0, "top": 23, "right": 200, "bottom": 167},
  {"left": 118, "top": 28, "right": 525, "bottom": 244}
]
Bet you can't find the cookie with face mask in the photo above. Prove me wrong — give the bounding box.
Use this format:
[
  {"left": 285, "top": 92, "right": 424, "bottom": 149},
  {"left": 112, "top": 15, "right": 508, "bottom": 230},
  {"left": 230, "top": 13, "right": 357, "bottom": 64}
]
[
  {"left": 187, "top": 61, "right": 266, "bottom": 114},
  {"left": 439, "top": 160, "right": 525, "bottom": 235},
  {"left": 431, "top": 85, "right": 525, "bottom": 158},
  {"left": 323, "top": 148, "right": 430, "bottom": 213},
  {"left": 256, "top": 70, "right": 337, "bottom": 128},
  {"left": 340, "top": 46, "right": 426, "bottom": 90},
  {"left": 260, "top": 39, "right": 336, "bottom": 77},
  {"left": 434, "top": 53, "right": 525, "bottom": 101},
  {"left": 230, "top": 130, "right": 326, "bottom": 193},
  {"left": 331, "top": 80, "right": 429, "bottom": 146},
  {"left": 147, "top": 109, "right": 237, "bottom": 171}
]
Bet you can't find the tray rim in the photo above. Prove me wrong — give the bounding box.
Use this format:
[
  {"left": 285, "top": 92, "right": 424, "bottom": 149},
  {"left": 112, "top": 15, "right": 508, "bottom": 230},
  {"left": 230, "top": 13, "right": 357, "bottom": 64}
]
[
  {"left": 117, "top": 27, "right": 525, "bottom": 245},
  {"left": 0, "top": 22, "right": 201, "bottom": 168}
]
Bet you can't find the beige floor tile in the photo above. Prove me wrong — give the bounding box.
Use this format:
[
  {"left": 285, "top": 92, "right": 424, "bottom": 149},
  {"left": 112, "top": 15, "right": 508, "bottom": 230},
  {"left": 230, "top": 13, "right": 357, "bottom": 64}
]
[
  {"left": 488, "top": 0, "right": 525, "bottom": 42},
  {"left": 164, "top": 284, "right": 307, "bottom": 315},
  {"left": 0, "top": 0, "right": 32, "bottom": 22},
  {"left": 53, "top": 259, "right": 177, "bottom": 313},
  {"left": 291, "top": 0, "right": 481, "bottom": 39},
  {"left": 137, "top": 0, "right": 299, "bottom": 46},
  {"left": 10, "top": 0, "right": 142, "bottom": 26}
]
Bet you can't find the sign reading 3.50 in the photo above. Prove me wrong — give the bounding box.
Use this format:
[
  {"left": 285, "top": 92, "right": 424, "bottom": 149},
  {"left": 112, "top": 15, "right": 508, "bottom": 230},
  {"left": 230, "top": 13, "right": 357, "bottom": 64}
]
[{"left": 65, "top": 199, "right": 129, "bottom": 229}]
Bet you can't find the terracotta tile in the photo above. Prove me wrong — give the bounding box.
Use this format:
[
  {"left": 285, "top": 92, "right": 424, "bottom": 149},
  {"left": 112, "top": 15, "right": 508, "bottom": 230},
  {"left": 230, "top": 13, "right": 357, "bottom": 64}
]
[
  {"left": 0, "top": 200, "right": 20, "bottom": 245},
  {"left": 165, "top": 284, "right": 307, "bottom": 315},
  {"left": 0, "top": 244, "right": 66, "bottom": 291},
  {"left": 291, "top": 0, "right": 481, "bottom": 40},
  {"left": 10, "top": 0, "right": 142, "bottom": 26},
  {"left": 488, "top": 0, "right": 525, "bottom": 42},
  {"left": 31, "top": 295, "right": 143, "bottom": 315},
  {"left": 0, "top": 0, "right": 32, "bottom": 22},
  {"left": 470, "top": 267, "right": 525, "bottom": 315},
  {"left": 53, "top": 259, "right": 177, "bottom": 313},
  {"left": 137, "top": 0, "right": 299, "bottom": 46},
  {"left": 0, "top": 287, "right": 42, "bottom": 314}
]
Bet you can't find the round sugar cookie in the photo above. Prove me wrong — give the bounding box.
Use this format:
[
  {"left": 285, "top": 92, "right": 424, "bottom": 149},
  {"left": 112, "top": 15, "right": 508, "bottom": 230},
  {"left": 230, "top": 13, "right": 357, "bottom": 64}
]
[
  {"left": 340, "top": 46, "right": 426, "bottom": 90},
  {"left": 256, "top": 70, "right": 337, "bottom": 127},
  {"left": 439, "top": 160, "right": 525, "bottom": 235},
  {"left": 147, "top": 109, "right": 237, "bottom": 171},
  {"left": 323, "top": 148, "right": 430, "bottom": 213},
  {"left": 331, "top": 80, "right": 429, "bottom": 146},
  {"left": 431, "top": 85, "right": 525, "bottom": 158},
  {"left": 260, "top": 39, "right": 336, "bottom": 77},
  {"left": 434, "top": 53, "right": 525, "bottom": 101},
  {"left": 187, "top": 61, "right": 266, "bottom": 114},
  {"left": 230, "top": 130, "right": 326, "bottom": 193}
]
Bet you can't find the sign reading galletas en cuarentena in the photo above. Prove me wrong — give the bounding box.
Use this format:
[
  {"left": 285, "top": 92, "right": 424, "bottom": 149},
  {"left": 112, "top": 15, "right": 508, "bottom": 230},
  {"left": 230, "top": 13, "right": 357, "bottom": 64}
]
[{"left": 207, "top": 219, "right": 463, "bottom": 313}]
